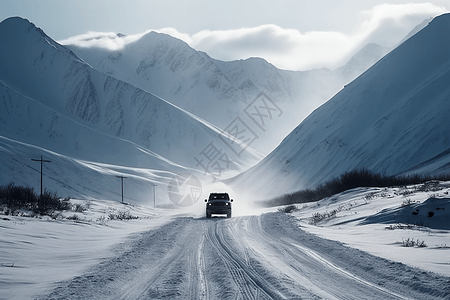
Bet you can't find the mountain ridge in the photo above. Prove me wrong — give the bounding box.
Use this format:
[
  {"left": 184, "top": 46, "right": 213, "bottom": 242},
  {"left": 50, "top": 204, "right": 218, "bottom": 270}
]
[{"left": 64, "top": 29, "right": 390, "bottom": 155}]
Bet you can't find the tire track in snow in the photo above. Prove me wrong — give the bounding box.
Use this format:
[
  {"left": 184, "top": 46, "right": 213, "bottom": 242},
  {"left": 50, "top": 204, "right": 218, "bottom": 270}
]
[
  {"left": 197, "top": 222, "right": 209, "bottom": 300},
  {"left": 244, "top": 214, "right": 404, "bottom": 299},
  {"left": 229, "top": 215, "right": 327, "bottom": 299},
  {"left": 292, "top": 243, "right": 406, "bottom": 299},
  {"left": 204, "top": 220, "right": 258, "bottom": 299},
  {"left": 204, "top": 219, "right": 285, "bottom": 299}
]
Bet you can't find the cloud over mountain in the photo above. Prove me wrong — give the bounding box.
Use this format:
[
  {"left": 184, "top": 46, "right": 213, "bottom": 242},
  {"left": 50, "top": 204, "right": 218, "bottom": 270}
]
[{"left": 60, "top": 3, "right": 446, "bottom": 71}]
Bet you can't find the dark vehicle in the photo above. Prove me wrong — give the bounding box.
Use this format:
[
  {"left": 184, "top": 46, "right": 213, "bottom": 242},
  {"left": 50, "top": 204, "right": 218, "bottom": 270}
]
[{"left": 205, "top": 192, "right": 233, "bottom": 218}]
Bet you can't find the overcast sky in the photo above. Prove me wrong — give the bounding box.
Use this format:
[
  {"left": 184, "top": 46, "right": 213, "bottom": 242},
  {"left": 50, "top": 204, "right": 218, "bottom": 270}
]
[{"left": 1, "top": 1, "right": 449, "bottom": 70}]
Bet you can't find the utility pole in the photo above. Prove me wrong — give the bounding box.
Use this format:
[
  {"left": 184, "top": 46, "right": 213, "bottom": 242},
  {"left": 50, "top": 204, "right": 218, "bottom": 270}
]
[
  {"left": 152, "top": 183, "right": 157, "bottom": 207},
  {"left": 31, "top": 155, "right": 51, "bottom": 199},
  {"left": 116, "top": 175, "right": 127, "bottom": 203}
]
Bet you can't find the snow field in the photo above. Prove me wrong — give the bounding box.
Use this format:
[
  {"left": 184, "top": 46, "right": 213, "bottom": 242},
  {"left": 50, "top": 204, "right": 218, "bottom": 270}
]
[{"left": 0, "top": 200, "right": 169, "bottom": 300}]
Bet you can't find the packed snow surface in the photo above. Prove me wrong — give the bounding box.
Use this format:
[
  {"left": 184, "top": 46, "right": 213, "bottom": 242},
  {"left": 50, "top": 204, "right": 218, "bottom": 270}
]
[{"left": 1, "top": 181, "right": 449, "bottom": 299}]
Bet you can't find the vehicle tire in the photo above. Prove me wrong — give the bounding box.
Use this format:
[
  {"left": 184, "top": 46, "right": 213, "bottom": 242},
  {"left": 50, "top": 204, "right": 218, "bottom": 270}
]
[
  {"left": 227, "top": 213, "right": 231, "bottom": 218},
  {"left": 206, "top": 213, "right": 211, "bottom": 218}
]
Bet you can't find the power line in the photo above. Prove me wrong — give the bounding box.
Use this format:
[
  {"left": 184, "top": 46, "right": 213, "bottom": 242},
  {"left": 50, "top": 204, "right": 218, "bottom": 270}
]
[
  {"left": 152, "top": 183, "right": 157, "bottom": 207},
  {"left": 116, "top": 175, "right": 127, "bottom": 203},
  {"left": 31, "top": 155, "right": 51, "bottom": 199}
]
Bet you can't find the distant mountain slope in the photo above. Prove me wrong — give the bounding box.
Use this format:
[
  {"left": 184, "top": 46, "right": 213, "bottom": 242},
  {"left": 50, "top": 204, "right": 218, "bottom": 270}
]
[
  {"left": 64, "top": 31, "right": 389, "bottom": 154},
  {"left": 335, "top": 43, "right": 390, "bottom": 80},
  {"left": 232, "top": 13, "right": 450, "bottom": 198}
]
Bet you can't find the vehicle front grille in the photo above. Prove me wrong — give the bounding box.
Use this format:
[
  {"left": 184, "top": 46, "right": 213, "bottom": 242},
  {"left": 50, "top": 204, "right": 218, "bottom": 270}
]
[{"left": 209, "top": 202, "right": 229, "bottom": 206}]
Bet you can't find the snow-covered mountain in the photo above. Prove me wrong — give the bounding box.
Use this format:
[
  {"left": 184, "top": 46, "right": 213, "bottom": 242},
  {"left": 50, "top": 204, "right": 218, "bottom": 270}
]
[
  {"left": 0, "top": 16, "right": 424, "bottom": 203},
  {"left": 232, "top": 14, "right": 450, "bottom": 198},
  {"left": 0, "top": 17, "right": 263, "bottom": 202},
  {"left": 63, "top": 31, "right": 389, "bottom": 155}
]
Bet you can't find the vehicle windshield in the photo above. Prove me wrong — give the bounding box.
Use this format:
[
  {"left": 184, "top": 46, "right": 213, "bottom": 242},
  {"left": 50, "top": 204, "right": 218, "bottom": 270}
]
[{"left": 209, "top": 193, "right": 229, "bottom": 201}]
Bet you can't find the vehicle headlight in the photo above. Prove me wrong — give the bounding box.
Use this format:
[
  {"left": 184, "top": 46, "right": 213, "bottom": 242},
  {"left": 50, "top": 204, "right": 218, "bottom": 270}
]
[{"left": 226, "top": 203, "right": 229, "bottom": 205}]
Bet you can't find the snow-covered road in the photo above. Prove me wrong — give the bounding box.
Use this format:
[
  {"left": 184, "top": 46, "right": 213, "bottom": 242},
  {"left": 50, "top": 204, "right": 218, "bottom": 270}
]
[{"left": 39, "top": 213, "right": 449, "bottom": 299}]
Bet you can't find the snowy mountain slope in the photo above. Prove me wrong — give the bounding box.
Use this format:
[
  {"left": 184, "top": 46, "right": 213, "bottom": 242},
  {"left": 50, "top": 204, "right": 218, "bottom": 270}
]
[
  {"left": 0, "top": 17, "right": 262, "bottom": 189},
  {"left": 0, "top": 80, "right": 183, "bottom": 171},
  {"left": 0, "top": 76, "right": 193, "bottom": 203},
  {"left": 63, "top": 30, "right": 389, "bottom": 155},
  {"left": 0, "top": 135, "right": 181, "bottom": 204},
  {"left": 232, "top": 13, "right": 450, "bottom": 198}
]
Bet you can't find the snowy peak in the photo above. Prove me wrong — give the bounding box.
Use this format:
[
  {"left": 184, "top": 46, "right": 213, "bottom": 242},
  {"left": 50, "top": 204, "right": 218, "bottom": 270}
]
[
  {"left": 0, "top": 17, "right": 82, "bottom": 63},
  {"left": 65, "top": 31, "right": 290, "bottom": 154},
  {"left": 134, "top": 30, "right": 192, "bottom": 50},
  {"left": 0, "top": 17, "right": 91, "bottom": 115}
]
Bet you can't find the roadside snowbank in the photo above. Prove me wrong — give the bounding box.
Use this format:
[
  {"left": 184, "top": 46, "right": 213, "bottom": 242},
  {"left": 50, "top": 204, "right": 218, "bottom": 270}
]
[{"left": 291, "top": 181, "right": 450, "bottom": 276}]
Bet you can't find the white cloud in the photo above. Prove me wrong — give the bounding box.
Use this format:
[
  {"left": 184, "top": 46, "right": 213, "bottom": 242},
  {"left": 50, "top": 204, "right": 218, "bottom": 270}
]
[
  {"left": 358, "top": 2, "right": 447, "bottom": 46},
  {"left": 186, "top": 25, "right": 353, "bottom": 70},
  {"left": 59, "top": 31, "right": 148, "bottom": 51},
  {"left": 60, "top": 3, "right": 448, "bottom": 71}
]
